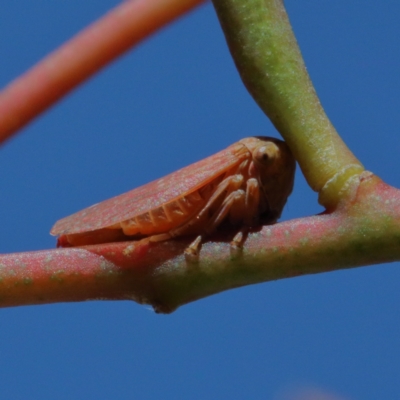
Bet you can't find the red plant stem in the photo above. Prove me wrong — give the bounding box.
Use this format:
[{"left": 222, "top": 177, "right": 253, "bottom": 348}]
[
  {"left": 0, "top": 0, "right": 205, "bottom": 145},
  {"left": 0, "top": 173, "right": 399, "bottom": 313}
]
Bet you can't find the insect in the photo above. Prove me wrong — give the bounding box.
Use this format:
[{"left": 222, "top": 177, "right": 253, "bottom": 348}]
[{"left": 51, "top": 137, "right": 295, "bottom": 257}]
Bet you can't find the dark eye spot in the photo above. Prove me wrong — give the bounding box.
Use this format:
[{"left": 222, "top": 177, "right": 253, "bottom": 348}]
[
  {"left": 254, "top": 144, "right": 278, "bottom": 166},
  {"left": 255, "top": 147, "right": 270, "bottom": 165}
]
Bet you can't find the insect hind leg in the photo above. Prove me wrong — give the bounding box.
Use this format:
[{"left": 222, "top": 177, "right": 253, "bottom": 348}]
[{"left": 149, "top": 233, "right": 172, "bottom": 242}]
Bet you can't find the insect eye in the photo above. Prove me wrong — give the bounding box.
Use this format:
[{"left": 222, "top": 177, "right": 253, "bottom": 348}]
[{"left": 253, "top": 143, "right": 279, "bottom": 166}]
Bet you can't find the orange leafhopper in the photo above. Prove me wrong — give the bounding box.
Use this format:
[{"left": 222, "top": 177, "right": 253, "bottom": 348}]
[{"left": 52, "top": 137, "right": 295, "bottom": 254}]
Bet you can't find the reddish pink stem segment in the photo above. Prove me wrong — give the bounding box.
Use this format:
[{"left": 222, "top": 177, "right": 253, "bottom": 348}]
[
  {"left": 1, "top": 173, "right": 399, "bottom": 312},
  {"left": 0, "top": 239, "right": 153, "bottom": 308},
  {"left": 0, "top": 0, "right": 205, "bottom": 144}
]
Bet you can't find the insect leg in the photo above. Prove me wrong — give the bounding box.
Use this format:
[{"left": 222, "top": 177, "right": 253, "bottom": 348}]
[
  {"left": 228, "top": 189, "right": 247, "bottom": 226},
  {"left": 203, "top": 190, "right": 249, "bottom": 257},
  {"left": 166, "top": 174, "right": 244, "bottom": 239},
  {"left": 230, "top": 178, "right": 260, "bottom": 257},
  {"left": 184, "top": 235, "right": 202, "bottom": 264},
  {"left": 185, "top": 190, "right": 247, "bottom": 263},
  {"left": 205, "top": 189, "right": 246, "bottom": 234},
  {"left": 148, "top": 232, "right": 172, "bottom": 242},
  {"left": 149, "top": 233, "right": 203, "bottom": 264},
  {"left": 244, "top": 178, "right": 260, "bottom": 227},
  {"left": 198, "top": 174, "right": 244, "bottom": 220},
  {"left": 230, "top": 230, "right": 249, "bottom": 258}
]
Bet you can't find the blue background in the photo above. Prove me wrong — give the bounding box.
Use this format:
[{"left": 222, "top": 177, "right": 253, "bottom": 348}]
[{"left": 1, "top": 1, "right": 399, "bottom": 399}]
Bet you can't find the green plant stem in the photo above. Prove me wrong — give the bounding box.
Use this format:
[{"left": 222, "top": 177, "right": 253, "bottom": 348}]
[{"left": 212, "top": 0, "right": 364, "bottom": 209}]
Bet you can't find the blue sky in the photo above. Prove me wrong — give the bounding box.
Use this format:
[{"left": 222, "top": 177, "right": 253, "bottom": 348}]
[{"left": 1, "top": 1, "right": 399, "bottom": 399}]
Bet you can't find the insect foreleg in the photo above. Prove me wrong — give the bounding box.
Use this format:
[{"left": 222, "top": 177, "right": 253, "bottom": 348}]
[
  {"left": 228, "top": 189, "right": 247, "bottom": 225},
  {"left": 244, "top": 178, "right": 261, "bottom": 227},
  {"left": 205, "top": 189, "right": 246, "bottom": 234},
  {"left": 199, "top": 174, "right": 244, "bottom": 218},
  {"left": 204, "top": 189, "right": 251, "bottom": 258}
]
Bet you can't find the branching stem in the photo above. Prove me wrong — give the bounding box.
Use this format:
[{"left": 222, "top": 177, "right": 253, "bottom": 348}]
[
  {"left": 1, "top": 174, "right": 399, "bottom": 313},
  {"left": 212, "top": 0, "right": 364, "bottom": 209},
  {"left": 0, "top": 1, "right": 398, "bottom": 312}
]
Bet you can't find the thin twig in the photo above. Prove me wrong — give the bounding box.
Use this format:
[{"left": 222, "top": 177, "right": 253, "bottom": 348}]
[{"left": 0, "top": 0, "right": 205, "bottom": 145}]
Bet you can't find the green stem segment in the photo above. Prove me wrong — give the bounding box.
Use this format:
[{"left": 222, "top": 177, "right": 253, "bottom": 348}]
[{"left": 212, "top": 0, "right": 364, "bottom": 209}]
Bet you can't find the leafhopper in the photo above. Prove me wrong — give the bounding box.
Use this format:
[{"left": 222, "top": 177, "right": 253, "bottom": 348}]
[{"left": 52, "top": 137, "right": 295, "bottom": 254}]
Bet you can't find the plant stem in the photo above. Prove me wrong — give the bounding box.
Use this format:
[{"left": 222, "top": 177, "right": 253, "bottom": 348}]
[
  {"left": 0, "top": 0, "right": 204, "bottom": 145},
  {"left": 211, "top": 0, "right": 364, "bottom": 209},
  {"left": 1, "top": 173, "right": 399, "bottom": 313}
]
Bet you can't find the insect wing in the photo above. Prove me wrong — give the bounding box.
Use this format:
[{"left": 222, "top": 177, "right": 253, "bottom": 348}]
[{"left": 51, "top": 142, "right": 249, "bottom": 236}]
